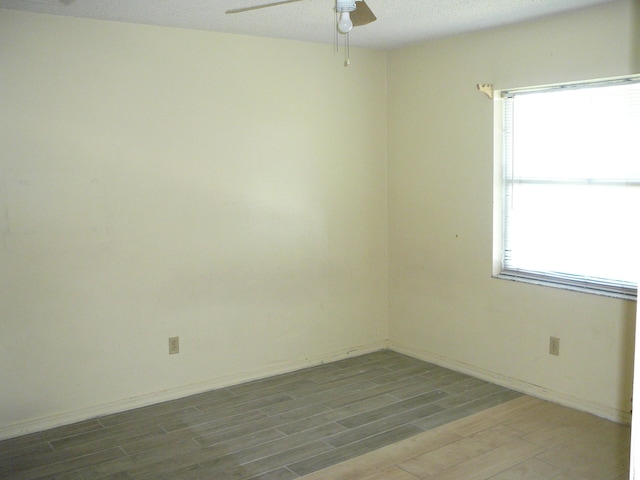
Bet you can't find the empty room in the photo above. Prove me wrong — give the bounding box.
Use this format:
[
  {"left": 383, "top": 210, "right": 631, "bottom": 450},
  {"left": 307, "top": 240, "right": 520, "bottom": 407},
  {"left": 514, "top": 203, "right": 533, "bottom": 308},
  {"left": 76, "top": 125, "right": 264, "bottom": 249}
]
[{"left": 1, "top": 0, "right": 639, "bottom": 478}]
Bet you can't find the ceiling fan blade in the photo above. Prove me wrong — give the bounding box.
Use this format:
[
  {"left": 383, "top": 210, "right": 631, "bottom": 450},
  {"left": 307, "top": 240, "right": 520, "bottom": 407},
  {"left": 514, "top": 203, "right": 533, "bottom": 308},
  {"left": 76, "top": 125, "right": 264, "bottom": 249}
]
[
  {"left": 226, "top": 0, "right": 305, "bottom": 14},
  {"left": 352, "top": 0, "right": 376, "bottom": 27}
]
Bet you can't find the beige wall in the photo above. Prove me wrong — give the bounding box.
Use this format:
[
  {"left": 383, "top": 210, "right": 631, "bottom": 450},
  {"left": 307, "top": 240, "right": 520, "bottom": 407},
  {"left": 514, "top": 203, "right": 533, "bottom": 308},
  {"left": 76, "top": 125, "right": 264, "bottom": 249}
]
[
  {"left": 0, "top": 10, "right": 388, "bottom": 437},
  {"left": 387, "top": 0, "right": 638, "bottom": 422}
]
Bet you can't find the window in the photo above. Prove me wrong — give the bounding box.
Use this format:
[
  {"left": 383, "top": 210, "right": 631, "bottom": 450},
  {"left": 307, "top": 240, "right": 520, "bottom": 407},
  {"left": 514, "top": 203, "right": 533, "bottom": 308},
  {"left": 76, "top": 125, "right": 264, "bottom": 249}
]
[{"left": 494, "top": 77, "right": 640, "bottom": 299}]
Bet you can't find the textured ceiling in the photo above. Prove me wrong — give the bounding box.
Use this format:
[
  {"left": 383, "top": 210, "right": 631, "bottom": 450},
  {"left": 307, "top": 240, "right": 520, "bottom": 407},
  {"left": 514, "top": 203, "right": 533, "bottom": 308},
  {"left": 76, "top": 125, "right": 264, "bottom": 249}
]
[{"left": 0, "top": 0, "right": 617, "bottom": 49}]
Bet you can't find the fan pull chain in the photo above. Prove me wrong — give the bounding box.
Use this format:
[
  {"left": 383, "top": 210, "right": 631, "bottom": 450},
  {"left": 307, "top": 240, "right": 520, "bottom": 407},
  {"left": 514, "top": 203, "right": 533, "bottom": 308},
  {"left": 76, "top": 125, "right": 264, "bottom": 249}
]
[
  {"left": 335, "top": 11, "right": 339, "bottom": 53},
  {"left": 344, "top": 32, "right": 350, "bottom": 67}
]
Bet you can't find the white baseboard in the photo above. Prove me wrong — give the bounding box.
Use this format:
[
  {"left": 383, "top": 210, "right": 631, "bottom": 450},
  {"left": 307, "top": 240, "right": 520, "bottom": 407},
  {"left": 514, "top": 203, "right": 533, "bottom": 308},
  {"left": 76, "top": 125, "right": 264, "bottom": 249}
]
[
  {"left": 388, "top": 341, "right": 631, "bottom": 425},
  {"left": 0, "top": 341, "right": 388, "bottom": 441},
  {"left": 6, "top": 339, "right": 624, "bottom": 441}
]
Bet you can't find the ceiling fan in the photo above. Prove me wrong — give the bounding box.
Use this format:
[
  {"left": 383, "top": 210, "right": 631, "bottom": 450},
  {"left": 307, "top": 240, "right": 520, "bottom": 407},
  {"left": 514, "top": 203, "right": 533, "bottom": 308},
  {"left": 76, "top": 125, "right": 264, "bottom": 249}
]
[
  {"left": 226, "top": 0, "right": 376, "bottom": 65},
  {"left": 225, "top": 0, "right": 377, "bottom": 31}
]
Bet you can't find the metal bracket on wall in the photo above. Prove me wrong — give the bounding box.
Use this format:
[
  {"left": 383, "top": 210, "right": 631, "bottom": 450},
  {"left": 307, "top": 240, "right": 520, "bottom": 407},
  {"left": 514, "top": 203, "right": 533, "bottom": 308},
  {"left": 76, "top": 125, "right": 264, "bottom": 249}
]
[{"left": 476, "top": 83, "right": 494, "bottom": 99}]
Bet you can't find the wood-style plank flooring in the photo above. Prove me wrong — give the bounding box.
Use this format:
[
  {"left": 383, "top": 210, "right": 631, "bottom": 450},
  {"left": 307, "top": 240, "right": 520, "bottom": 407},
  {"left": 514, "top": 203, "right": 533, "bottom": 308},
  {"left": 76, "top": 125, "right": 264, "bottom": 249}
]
[{"left": 0, "top": 351, "right": 628, "bottom": 479}]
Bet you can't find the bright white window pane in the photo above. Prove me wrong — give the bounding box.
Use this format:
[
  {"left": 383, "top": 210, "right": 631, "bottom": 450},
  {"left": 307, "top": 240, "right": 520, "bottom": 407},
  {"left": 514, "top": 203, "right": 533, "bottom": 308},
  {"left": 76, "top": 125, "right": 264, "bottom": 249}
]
[
  {"left": 513, "top": 86, "right": 640, "bottom": 180},
  {"left": 507, "top": 183, "right": 640, "bottom": 284}
]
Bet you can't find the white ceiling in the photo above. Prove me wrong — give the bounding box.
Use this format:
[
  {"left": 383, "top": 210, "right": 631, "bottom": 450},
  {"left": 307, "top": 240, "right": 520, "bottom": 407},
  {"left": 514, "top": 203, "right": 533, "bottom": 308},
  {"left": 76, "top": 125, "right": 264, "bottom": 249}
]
[{"left": 0, "top": 0, "right": 616, "bottom": 49}]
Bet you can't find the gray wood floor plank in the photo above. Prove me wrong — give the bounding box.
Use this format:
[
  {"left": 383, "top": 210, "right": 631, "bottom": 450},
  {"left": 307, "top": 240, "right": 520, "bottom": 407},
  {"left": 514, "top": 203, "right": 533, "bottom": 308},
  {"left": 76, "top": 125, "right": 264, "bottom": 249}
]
[
  {"left": 337, "top": 390, "right": 449, "bottom": 429},
  {"left": 56, "top": 456, "right": 136, "bottom": 480},
  {"left": 247, "top": 466, "right": 299, "bottom": 480},
  {"left": 50, "top": 422, "right": 168, "bottom": 452},
  {"left": 369, "top": 364, "right": 442, "bottom": 385},
  {"left": 320, "top": 375, "right": 436, "bottom": 410},
  {"left": 324, "top": 403, "right": 443, "bottom": 449},
  {"left": 121, "top": 430, "right": 203, "bottom": 458},
  {"left": 4, "top": 447, "right": 127, "bottom": 480},
  {"left": 236, "top": 440, "right": 334, "bottom": 478},
  {"left": 201, "top": 422, "right": 346, "bottom": 471},
  {"left": 0, "top": 443, "right": 54, "bottom": 470},
  {"left": 195, "top": 392, "right": 294, "bottom": 418},
  {"left": 257, "top": 381, "right": 378, "bottom": 416},
  {"left": 273, "top": 393, "right": 403, "bottom": 436},
  {"left": 229, "top": 379, "right": 320, "bottom": 404}
]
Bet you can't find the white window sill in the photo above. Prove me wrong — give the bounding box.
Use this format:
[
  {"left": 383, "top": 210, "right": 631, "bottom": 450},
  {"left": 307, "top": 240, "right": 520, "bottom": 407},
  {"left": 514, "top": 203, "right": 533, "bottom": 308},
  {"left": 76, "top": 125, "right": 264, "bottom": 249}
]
[{"left": 494, "top": 272, "right": 637, "bottom": 301}]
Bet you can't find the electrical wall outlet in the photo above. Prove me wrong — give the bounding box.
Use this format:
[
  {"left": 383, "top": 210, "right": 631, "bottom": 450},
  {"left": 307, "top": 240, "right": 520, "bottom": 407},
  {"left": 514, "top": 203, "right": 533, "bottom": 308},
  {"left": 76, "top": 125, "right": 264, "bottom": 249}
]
[
  {"left": 549, "top": 336, "right": 560, "bottom": 356},
  {"left": 169, "top": 336, "right": 179, "bottom": 355}
]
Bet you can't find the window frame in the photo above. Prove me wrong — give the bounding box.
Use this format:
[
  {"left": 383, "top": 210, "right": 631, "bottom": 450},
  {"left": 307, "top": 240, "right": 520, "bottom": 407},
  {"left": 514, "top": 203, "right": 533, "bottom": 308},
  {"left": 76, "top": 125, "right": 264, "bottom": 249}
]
[{"left": 492, "top": 75, "right": 640, "bottom": 301}]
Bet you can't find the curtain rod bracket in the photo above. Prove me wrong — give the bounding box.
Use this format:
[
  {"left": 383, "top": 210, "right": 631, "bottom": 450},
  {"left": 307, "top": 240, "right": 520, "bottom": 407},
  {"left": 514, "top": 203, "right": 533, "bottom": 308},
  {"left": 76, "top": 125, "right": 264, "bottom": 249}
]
[{"left": 477, "top": 83, "right": 493, "bottom": 99}]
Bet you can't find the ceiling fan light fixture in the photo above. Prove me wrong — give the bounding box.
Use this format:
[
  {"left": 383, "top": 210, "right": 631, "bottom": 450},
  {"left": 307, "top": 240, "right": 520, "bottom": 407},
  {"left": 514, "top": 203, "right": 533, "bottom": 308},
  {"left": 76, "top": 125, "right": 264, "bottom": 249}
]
[
  {"left": 337, "top": 11, "right": 353, "bottom": 33},
  {"left": 336, "top": 0, "right": 356, "bottom": 34}
]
